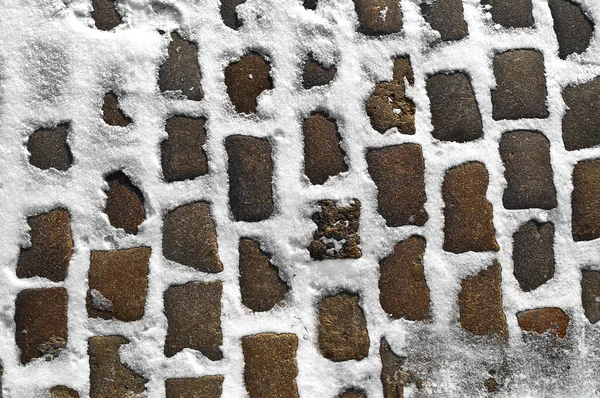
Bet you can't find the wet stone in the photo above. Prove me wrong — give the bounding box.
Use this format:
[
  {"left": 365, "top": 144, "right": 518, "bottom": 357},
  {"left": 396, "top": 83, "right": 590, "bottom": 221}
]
[
  {"left": 221, "top": 0, "right": 246, "bottom": 29},
  {"left": 303, "top": 113, "right": 347, "bottom": 185},
  {"left": 318, "top": 292, "right": 369, "bottom": 361},
  {"left": 338, "top": 390, "right": 366, "bottom": 398},
  {"left": 549, "top": 0, "right": 593, "bottom": 59},
  {"left": 380, "top": 338, "right": 411, "bottom": 398},
  {"left": 165, "top": 376, "right": 224, "bottom": 398},
  {"left": 500, "top": 130, "right": 556, "bottom": 209},
  {"left": 164, "top": 281, "right": 223, "bottom": 360},
  {"left": 87, "top": 247, "right": 150, "bottom": 322},
  {"left": 442, "top": 162, "right": 499, "bottom": 253},
  {"left": 366, "top": 57, "right": 415, "bottom": 135},
  {"left": 27, "top": 122, "right": 72, "bottom": 171},
  {"left": 225, "top": 53, "right": 272, "bottom": 114},
  {"left": 458, "top": 260, "right": 508, "bottom": 340},
  {"left": 366, "top": 144, "right": 427, "bottom": 227},
  {"left": 482, "top": 0, "right": 533, "bottom": 28},
  {"left": 50, "top": 386, "right": 79, "bottom": 398},
  {"left": 517, "top": 307, "right": 569, "bottom": 338},
  {"left": 492, "top": 49, "right": 548, "bottom": 120},
  {"left": 158, "top": 32, "right": 203, "bottom": 101},
  {"left": 239, "top": 238, "right": 289, "bottom": 312},
  {"left": 161, "top": 115, "right": 208, "bottom": 182},
  {"left": 162, "top": 202, "right": 223, "bottom": 273},
  {"left": 421, "top": 0, "right": 468, "bottom": 42},
  {"left": 102, "top": 91, "right": 131, "bottom": 127},
  {"left": 561, "top": 77, "right": 600, "bottom": 151},
  {"left": 103, "top": 171, "right": 145, "bottom": 235},
  {"left": 581, "top": 270, "right": 600, "bottom": 324},
  {"left": 302, "top": 56, "right": 337, "bottom": 89},
  {"left": 226, "top": 135, "right": 273, "bottom": 222},
  {"left": 91, "top": 0, "right": 122, "bottom": 31},
  {"left": 308, "top": 199, "right": 362, "bottom": 260},
  {"left": 15, "top": 287, "right": 68, "bottom": 365},
  {"left": 379, "top": 236, "right": 430, "bottom": 320},
  {"left": 426, "top": 72, "right": 482, "bottom": 142},
  {"left": 354, "top": 0, "right": 403, "bottom": 36},
  {"left": 242, "top": 333, "right": 299, "bottom": 398},
  {"left": 513, "top": 221, "right": 555, "bottom": 292},
  {"left": 89, "top": 336, "right": 147, "bottom": 398},
  {"left": 572, "top": 159, "right": 600, "bottom": 241}
]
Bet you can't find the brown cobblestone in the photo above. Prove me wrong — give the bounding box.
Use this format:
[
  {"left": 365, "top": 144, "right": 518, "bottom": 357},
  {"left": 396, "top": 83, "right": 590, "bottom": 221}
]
[
  {"left": 159, "top": 32, "right": 203, "bottom": 101},
  {"left": 102, "top": 91, "right": 131, "bottom": 127},
  {"left": 421, "top": 0, "right": 468, "bottom": 42},
  {"left": 548, "top": 0, "right": 593, "bottom": 59},
  {"left": 561, "top": 77, "right": 600, "bottom": 151},
  {"left": 221, "top": 0, "right": 246, "bottom": 29},
  {"left": 165, "top": 376, "right": 224, "bottom": 398},
  {"left": 353, "top": 0, "right": 403, "bottom": 36},
  {"left": 485, "top": 376, "right": 497, "bottom": 393},
  {"left": 303, "top": 113, "right": 347, "bottom": 185},
  {"left": 517, "top": 307, "right": 569, "bottom": 339},
  {"left": 225, "top": 53, "right": 272, "bottom": 114},
  {"left": 572, "top": 159, "right": 600, "bottom": 241},
  {"left": 27, "top": 123, "right": 72, "bottom": 171},
  {"left": 380, "top": 338, "right": 410, "bottom": 398},
  {"left": 308, "top": 200, "right": 361, "bottom": 260},
  {"left": 338, "top": 389, "right": 366, "bottom": 398},
  {"left": 50, "top": 386, "right": 79, "bottom": 398},
  {"left": 161, "top": 116, "right": 208, "bottom": 182},
  {"left": 513, "top": 221, "right": 554, "bottom": 292},
  {"left": 481, "top": 0, "right": 533, "bottom": 28},
  {"left": 91, "top": 0, "right": 122, "bottom": 31},
  {"left": 302, "top": 55, "right": 337, "bottom": 89},
  {"left": 581, "top": 270, "right": 600, "bottom": 324},
  {"left": 103, "top": 171, "right": 145, "bottom": 235}
]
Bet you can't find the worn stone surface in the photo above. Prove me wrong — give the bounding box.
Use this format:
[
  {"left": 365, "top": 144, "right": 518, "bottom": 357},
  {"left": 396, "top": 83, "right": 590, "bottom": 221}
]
[
  {"left": 165, "top": 376, "right": 224, "bottom": 398},
  {"left": 517, "top": 307, "right": 569, "bottom": 338},
  {"left": 442, "top": 162, "right": 499, "bottom": 253},
  {"left": 548, "top": 0, "right": 594, "bottom": 59},
  {"left": 221, "top": 0, "right": 246, "bottom": 29},
  {"left": 366, "top": 144, "right": 427, "bottom": 227},
  {"left": 17, "top": 208, "right": 73, "bottom": 282},
  {"left": 226, "top": 135, "right": 273, "bottom": 221},
  {"left": 50, "top": 386, "right": 79, "bottom": 398},
  {"left": 581, "top": 270, "right": 600, "bottom": 324},
  {"left": 500, "top": 130, "right": 556, "bottom": 209},
  {"left": 561, "top": 77, "right": 600, "bottom": 151},
  {"left": 492, "top": 49, "right": 548, "bottom": 120},
  {"left": 318, "top": 292, "right": 369, "bottom": 361},
  {"left": 161, "top": 115, "right": 208, "bottom": 182},
  {"left": 379, "top": 236, "right": 430, "bottom": 320},
  {"left": 572, "top": 159, "right": 600, "bottom": 241},
  {"left": 242, "top": 333, "right": 299, "bottom": 398},
  {"left": 239, "top": 238, "right": 289, "bottom": 312},
  {"left": 91, "top": 0, "right": 122, "bottom": 31},
  {"left": 15, "top": 287, "right": 68, "bottom": 365},
  {"left": 87, "top": 247, "right": 150, "bottom": 322},
  {"left": 224, "top": 53, "right": 272, "bottom": 113},
  {"left": 481, "top": 0, "right": 533, "bottom": 28},
  {"left": 380, "top": 338, "right": 411, "bottom": 398},
  {"left": 158, "top": 32, "right": 203, "bottom": 101},
  {"left": 366, "top": 57, "right": 415, "bottom": 135},
  {"left": 27, "top": 122, "right": 72, "bottom": 171},
  {"left": 102, "top": 91, "right": 131, "bottom": 127},
  {"left": 303, "top": 113, "right": 347, "bottom": 185},
  {"left": 426, "top": 72, "right": 482, "bottom": 142},
  {"left": 338, "top": 390, "right": 366, "bottom": 398},
  {"left": 162, "top": 201, "right": 223, "bottom": 272},
  {"left": 103, "top": 171, "right": 145, "bottom": 235},
  {"left": 513, "top": 221, "right": 555, "bottom": 292},
  {"left": 164, "top": 281, "right": 223, "bottom": 360},
  {"left": 308, "top": 200, "right": 362, "bottom": 260},
  {"left": 89, "top": 336, "right": 147, "bottom": 398},
  {"left": 303, "top": 56, "right": 337, "bottom": 89},
  {"left": 354, "top": 0, "right": 403, "bottom": 36},
  {"left": 421, "top": 0, "right": 468, "bottom": 42},
  {"left": 458, "top": 261, "right": 508, "bottom": 340}
]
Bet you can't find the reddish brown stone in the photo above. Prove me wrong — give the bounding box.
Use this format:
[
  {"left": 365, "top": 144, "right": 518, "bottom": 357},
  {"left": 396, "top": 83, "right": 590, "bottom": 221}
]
[
  {"left": 91, "top": 0, "right": 122, "bottom": 31},
  {"left": 308, "top": 200, "right": 362, "bottom": 260},
  {"left": 224, "top": 53, "right": 272, "bottom": 114},
  {"left": 549, "top": 0, "right": 593, "bottom": 59},
  {"left": 87, "top": 247, "right": 150, "bottom": 322},
  {"left": 443, "top": 162, "right": 499, "bottom": 253},
  {"left": 572, "top": 159, "right": 600, "bottom": 241},
  {"left": 50, "top": 386, "right": 79, "bottom": 398},
  {"left": 102, "top": 91, "right": 131, "bottom": 127},
  {"left": 482, "top": 0, "right": 533, "bottom": 28},
  {"left": 380, "top": 338, "right": 411, "bottom": 398},
  {"left": 354, "top": 0, "right": 403, "bottom": 36},
  {"left": 581, "top": 270, "right": 600, "bottom": 324},
  {"left": 103, "top": 171, "right": 145, "bottom": 235},
  {"left": 421, "top": 0, "right": 468, "bottom": 42},
  {"left": 164, "top": 281, "right": 223, "bottom": 360},
  {"left": 513, "top": 221, "right": 555, "bottom": 292},
  {"left": 17, "top": 208, "right": 73, "bottom": 282},
  {"left": 485, "top": 377, "right": 497, "bottom": 393},
  {"left": 458, "top": 261, "right": 508, "bottom": 340},
  {"left": 15, "top": 287, "right": 68, "bottom": 365},
  {"left": 27, "top": 123, "right": 72, "bottom": 171},
  {"left": 221, "top": 0, "right": 246, "bottom": 29},
  {"left": 161, "top": 115, "right": 208, "bottom": 182},
  {"left": 303, "top": 113, "right": 347, "bottom": 185},
  {"left": 517, "top": 307, "right": 569, "bottom": 338},
  {"left": 561, "top": 77, "right": 600, "bottom": 151},
  {"left": 162, "top": 202, "right": 223, "bottom": 273},
  {"left": 159, "top": 32, "right": 203, "bottom": 101},
  {"left": 303, "top": 56, "right": 336, "bottom": 89},
  {"left": 165, "top": 376, "right": 224, "bottom": 398},
  {"left": 338, "top": 389, "right": 366, "bottom": 398},
  {"left": 366, "top": 144, "right": 427, "bottom": 227},
  {"left": 242, "top": 333, "right": 299, "bottom": 398}
]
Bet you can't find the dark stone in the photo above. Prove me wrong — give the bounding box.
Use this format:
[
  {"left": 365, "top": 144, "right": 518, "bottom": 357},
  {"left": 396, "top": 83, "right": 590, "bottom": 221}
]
[
  {"left": 303, "top": 113, "right": 347, "bottom": 185},
  {"left": 302, "top": 56, "right": 336, "bottom": 89},
  {"left": 482, "top": 0, "right": 533, "bottom": 28},
  {"left": 158, "top": 32, "right": 203, "bottom": 101},
  {"left": 512, "top": 221, "right": 555, "bottom": 292},
  {"left": 421, "top": 0, "right": 468, "bottom": 42},
  {"left": 225, "top": 135, "right": 273, "bottom": 222},
  {"left": 91, "top": 0, "right": 122, "bottom": 31},
  {"left": 308, "top": 200, "right": 362, "bottom": 260},
  {"left": 103, "top": 171, "right": 145, "bottom": 235},
  {"left": 304, "top": 0, "right": 318, "bottom": 9},
  {"left": 492, "top": 49, "right": 548, "bottom": 120},
  {"left": 338, "top": 390, "right": 366, "bottom": 398},
  {"left": 380, "top": 338, "right": 411, "bottom": 398},
  {"left": 161, "top": 115, "right": 208, "bottom": 182},
  {"left": 27, "top": 122, "right": 72, "bottom": 171},
  {"left": 221, "top": 0, "right": 246, "bottom": 29},
  {"left": 516, "top": 308, "right": 569, "bottom": 338},
  {"left": 165, "top": 376, "right": 224, "bottom": 398},
  {"left": 354, "top": 0, "right": 403, "bottom": 36},
  {"left": 426, "top": 72, "right": 482, "bottom": 142},
  {"left": 572, "top": 159, "right": 600, "bottom": 241},
  {"left": 50, "top": 386, "right": 79, "bottom": 398},
  {"left": 561, "top": 77, "right": 600, "bottom": 151},
  {"left": 581, "top": 270, "right": 600, "bottom": 324},
  {"left": 548, "top": 0, "right": 594, "bottom": 59},
  {"left": 102, "top": 91, "right": 131, "bottom": 127},
  {"left": 366, "top": 144, "right": 427, "bottom": 227},
  {"left": 485, "top": 377, "right": 497, "bottom": 393},
  {"left": 224, "top": 53, "right": 272, "bottom": 114}
]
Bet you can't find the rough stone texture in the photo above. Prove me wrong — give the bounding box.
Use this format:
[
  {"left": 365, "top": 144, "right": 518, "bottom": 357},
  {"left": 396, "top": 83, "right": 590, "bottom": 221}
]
[
  {"left": 338, "top": 390, "right": 366, "bottom": 398},
  {"left": 379, "top": 236, "right": 430, "bottom": 320},
  {"left": 89, "top": 336, "right": 147, "bottom": 398},
  {"left": 303, "top": 113, "right": 347, "bottom": 185},
  {"left": 572, "top": 159, "right": 600, "bottom": 241},
  {"left": 225, "top": 135, "right": 273, "bottom": 221},
  {"left": 102, "top": 91, "right": 131, "bottom": 127},
  {"left": 242, "top": 333, "right": 299, "bottom": 398},
  {"left": 442, "top": 162, "right": 499, "bottom": 253},
  {"left": 513, "top": 221, "right": 555, "bottom": 292},
  {"left": 581, "top": 270, "right": 600, "bottom": 324},
  {"left": 50, "top": 386, "right": 79, "bottom": 398},
  {"left": 165, "top": 376, "right": 224, "bottom": 398},
  {"left": 421, "top": 0, "right": 468, "bottom": 42},
  {"left": 239, "top": 238, "right": 289, "bottom": 312},
  {"left": 492, "top": 49, "right": 548, "bottom": 120},
  {"left": 91, "top": 0, "right": 121, "bottom": 31},
  {"left": 516, "top": 307, "right": 569, "bottom": 339},
  {"left": 354, "top": 0, "right": 403, "bottom": 36},
  {"left": 221, "top": 0, "right": 246, "bottom": 29},
  {"left": 162, "top": 202, "right": 223, "bottom": 272},
  {"left": 481, "top": 0, "right": 533, "bottom": 28},
  {"left": 87, "top": 247, "right": 150, "bottom": 322},
  {"left": 485, "top": 377, "right": 497, "bottom": 393},
  {"left": 158, "top": 32, "right": 203, "bottom": 101},
  {"left": 164, "top": 281, "right": 223, "bottom": 360},
  {"left": 366, "top": 57, "right": 415, "bottom": 135},
  {"left": 17, "top": 208, "right": 73, "bottom": 282},
  {"left": 308, "top": 200, "right": 362, "bottom": 260},
  {"left": 548, "top": 0, "right": 594, "bottom": 59},
  {"left": 366, "top": 144, "right": 427, "bottom": 227},
  {"left": 426, "top": 72, "right": 482, "bottom": 142},
  {"left": 561, "top": 77, "right": 600, "bottom": 151},
  {"left": 103, "top": 171, "right": 145, "bottom": 235},
  {"left": 161, "top": 115, "right": 208, "bottom": 182},
  {"left": 458, "top": 261, "right": 508, "bottom": 340},
  {"left": 303, "top": 56, "right": 337, "bottom": 89},
  {"left": 27, "top": 122, "right": 73, "bottom": 171},
  {"left": 224, "top": 53, "right": 272, "bottom": 113},
  {"left": 15, "top": 287, "right": 68, "bottom": 365},
  {"left": 500, "top": 131, "right": 556, "bottom": 209},
  {"left": 318, "top": 292, "right": 369, "bottom": 361},
  {"left": 380, "top": 338, "right": 411, "bottom": 398}
]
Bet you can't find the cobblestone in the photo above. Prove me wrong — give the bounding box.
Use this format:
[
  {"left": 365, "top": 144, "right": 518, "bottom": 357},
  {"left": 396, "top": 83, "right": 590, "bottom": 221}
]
[
  {"left": 353, "top": 0, "right": 403, "bottom": 36},
  {"left": 165, "top": 376, "right": 224, "bottom": 398},
  {"left": 549, "top": 0, "right": 594, "bottom": 59},
  {"left": 572, "top": 159, "right": 600, "bottom": 241},
  {"left": 103, "top": 171, "right": 145, "bottom": 235},
  {"left": 225, "top": 53, "right": 272, "bottom": 114},
  {"left": 512, "top": 221, "right": 555, "bottom": 292},
  {"left": 27, "top": 123, "right": 72, "bottom": 171},
  {"left": 302, "top": 55, "right": 337, "bottom": 89},
  {"left": 221, "top": 0, "right": 246, "bottom": 29},
  {"left": 581, "top": 270, "right": 600, "bottom": 324},
  {"left": 102, "top": 91, "right": 131, "bottom": 127},
  {"left": 161, "top": 116, "right": 208, "bottom": 182},
  {"left": 91, "top": 0, "right": 122, "bottom": 31},
  {"left": 380, "top": 338, "right": 410, "bottom": 398},
  {"left": 421, "top": 0, "right": 468, "bottom": 42},
  {"left": 561, "top": 76, "right": 600, "bottom": 151},
  {"left": 303, "top": 113, "right": 347, "bottom": 185},
  {"left": 158, "top": 32, "right": 203, "bottom": 101},
  {"left": 516, "top": 307, "right": 569, "bottom": 339},
  {"left": 338, "top": 390, "right": 366, "bottom": 398},
  {"left": 308, "top": 200, "right": 362, "bottom": 260},
  {"left": 481, "top": 0, "right": 534, "bottom": 28},
  {"left": 50, "top": 386, "right": 79, "bottom": 398}
]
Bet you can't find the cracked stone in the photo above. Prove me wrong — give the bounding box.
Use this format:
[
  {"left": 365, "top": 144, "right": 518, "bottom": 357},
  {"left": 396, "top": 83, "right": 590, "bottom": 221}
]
[
  {"left": 27, "top": 122, "right": 73, "bottom": 171},
  {"left": 103, "top": 171, "right": 146, "bottom": 235},
  {"left": 513, "top": 221, "right": 555, "bottom": 292},
  {"left": 161, "top": 115, "right": 208, "bottom": 182},
  {"left": 421, "top": 0, "right": 468, "bottom": 42},
  {"left": 225, "top": 53, "right": 272, "bottom": 113},
  {"left": 102, "top": 91, "right": 131, "bottom": 127},
  {"left": 303, "top": 113, "right": 347, "bottom": 185},
  {"left": 158, "top": 32, "right": 203, "bottom": 101},
  {"left": 165, "top": 376, "right": 224, "bottom": 398},
  {"left": 308, "top": 200, "right": 362, "bottom": 260},
  {"left": 517, "top": 307, "right": 569, "bottom": 338},
  {"left": 354, "top": 0, "right": 403, "bottom": 36},
  {"left": 572, "top": 159, "right": 600, "bottom": 241},
  {"left": 549, "top": 0, "right": 594, "bottom": 59}
]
